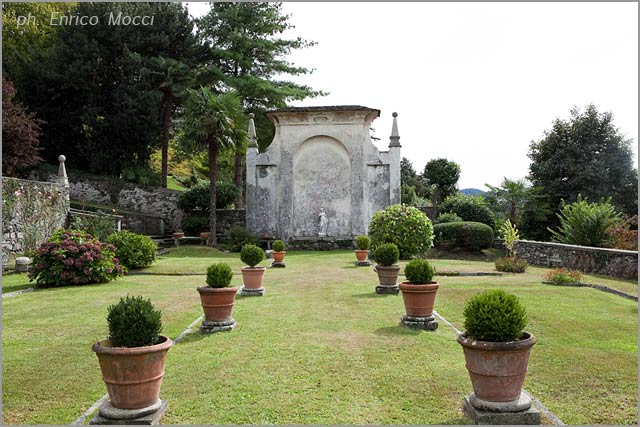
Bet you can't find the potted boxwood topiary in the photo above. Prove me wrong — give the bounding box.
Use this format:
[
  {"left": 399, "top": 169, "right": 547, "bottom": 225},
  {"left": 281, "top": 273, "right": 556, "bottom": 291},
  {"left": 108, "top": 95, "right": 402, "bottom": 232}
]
[
  {"left": 371, "top": 243, "right": 400, "bottom": 294},
  {"left": 399, "top": 259, "right": 439, "bottom": 330},
  {"left": 457, "top": 289, "right": 536, "bottom": 413},
  {"left": 354, "top": 235, "right": 370, "bottom": 265},
  {"left": 92, "top": 295, "right": 172, "bottom": 415},
  {"left": 197, "top": 263, "right": 237, "bottom": 333},
  {"left": 240, "top": 244, "right": 266, "bottom": 296},
  {"left": 272, "top": 239, "right": 286, "bottom": 264}
]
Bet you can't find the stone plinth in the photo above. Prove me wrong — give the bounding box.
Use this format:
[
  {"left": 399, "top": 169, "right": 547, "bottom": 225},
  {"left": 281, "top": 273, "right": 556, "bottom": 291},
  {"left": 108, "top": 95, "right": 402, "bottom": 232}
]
[
  {"left": 375, "top": 284, "right": 399, "bottom": 295},
  {"left": 355, "top": 260, "right": 371, "bottom": 267},
  {"left": 15, "top": 256, "right": 30, "bottom": 273},
  {"left": 90, "top": 399, "right": 167, "bottom": 425},
  {"left": 271, "top": 261, "right": 286, "bottom": 268},
  {"left": 199, "top": 319, "right": 236, "bottom": 334},
  {"left": 463, "top": 393, "right": 541, "bottom": 425},
  {"left": 239, "top": 286, "right": 264, "bottom": 296},
  {"left": 401, "top": 315, "right": 438, "bottom": 331}
]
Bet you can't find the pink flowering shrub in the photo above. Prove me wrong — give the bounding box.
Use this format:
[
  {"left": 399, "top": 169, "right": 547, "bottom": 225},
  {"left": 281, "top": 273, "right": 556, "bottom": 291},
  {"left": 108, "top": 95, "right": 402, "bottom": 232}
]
[{"left": 28, "top": 229, "right": 125, "bottom": 287}]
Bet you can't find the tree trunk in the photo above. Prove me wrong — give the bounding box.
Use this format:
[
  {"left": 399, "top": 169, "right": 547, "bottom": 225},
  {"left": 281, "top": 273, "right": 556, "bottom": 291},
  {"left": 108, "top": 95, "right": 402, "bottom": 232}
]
[
  {"left": 160, "top": 90, "right": 173, "bottom": 189},
  {"left": 234, "top": 150, "right": 243, "bottom": 209},
  {"left": 208, "top": 139, "right": 219, "bottom": 247}
]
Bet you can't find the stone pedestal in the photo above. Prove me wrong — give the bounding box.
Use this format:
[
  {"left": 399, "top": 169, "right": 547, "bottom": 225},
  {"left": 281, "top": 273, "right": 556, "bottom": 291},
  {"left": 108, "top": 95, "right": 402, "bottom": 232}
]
[
  {"left": 401, "top": 315, "right": 438, "bottom": 330},
  {"left": 90, "top": 399, "right": 167, "bottom": 425},
  {"left": 15, "top": 257, "right": 30, "bottom": 273},
  {"left": 375, "top": 284, "right": 399, "bottom": 295},
  {"left": 355, "top": 260, "right": 371, "bottom": 267},
  {"left": 199, "top": 319, "right": 236, "bottom": 334},
  {"left": 463, "top": 392, "right": 541, "bottom": 425},
  {"left": 239, "top": 286, "right": 264, "bottom": 296},
  {"left": 271, "top": 261, "right": 286, "bottom": 268}
]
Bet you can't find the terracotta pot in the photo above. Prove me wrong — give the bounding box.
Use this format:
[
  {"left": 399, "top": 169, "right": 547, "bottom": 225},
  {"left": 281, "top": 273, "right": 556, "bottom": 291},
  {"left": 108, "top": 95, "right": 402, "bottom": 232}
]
[
  {"left": 355, "top": 250, "right": 369, "bottom": 262},
  {"left": 457, "top": 332, "right": 536, "bottom": 402},
  {"left": 173, "top": 232, "right": 184, "bottom": 239},
  {"left": 374, "top": 265, "right": 400, "bottom": 286},
  {"left": 92, "top": 336, "right": 173, "bottom": 410},
  {"left": 399, "top": 282, "right": 439, "bottom": 317},
  {"left": 199, "top": 232, "right": 210, "bottom": 240},
  {"left": 273, "top": 251, "right": 286, "bottom": 263},
  {"left": 241, "top": 266, "right": 266, "bottom": 289},
  {"left": 197, "top": 286, "right": 238, "bottom": 322}
]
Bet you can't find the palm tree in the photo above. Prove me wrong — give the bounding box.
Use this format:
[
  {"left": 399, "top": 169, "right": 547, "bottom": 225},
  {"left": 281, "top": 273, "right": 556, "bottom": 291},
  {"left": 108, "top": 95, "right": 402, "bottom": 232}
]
[
  {"left": 148, "top": 56, "right": 194, "bottom": 188},
  {"left": 178, "top": 88, "right": 247, "bottom": 246},
  {"left": 485, "top": 178, "right": 529, "bottom": 225}
]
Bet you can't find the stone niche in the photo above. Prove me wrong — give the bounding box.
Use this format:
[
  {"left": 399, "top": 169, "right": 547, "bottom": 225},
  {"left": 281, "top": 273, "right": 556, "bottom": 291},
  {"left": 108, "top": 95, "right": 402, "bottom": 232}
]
[{"left": 246, "top": 106, "right": 401, "bottom": 242}]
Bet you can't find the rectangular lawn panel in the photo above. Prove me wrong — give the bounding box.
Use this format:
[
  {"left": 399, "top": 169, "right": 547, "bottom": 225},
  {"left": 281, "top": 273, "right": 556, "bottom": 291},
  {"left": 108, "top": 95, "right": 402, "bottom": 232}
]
[{"left": 2, "top": 250, "right": 636, "bottom": 424}]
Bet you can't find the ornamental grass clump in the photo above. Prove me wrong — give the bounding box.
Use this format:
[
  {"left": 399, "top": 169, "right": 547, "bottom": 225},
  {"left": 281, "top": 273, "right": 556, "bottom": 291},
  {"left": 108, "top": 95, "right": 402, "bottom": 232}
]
[
  {"left": 371, "top": 243, "right": 399, "bottom": 266},
  {"left": 240, "top": 244, "right": 265, "bottom": 267},
  {"left": 404, "top": 259, "right": 435, "bottom": 284},
  {"left": 542, "top": 268, "right": 583, "bottom": 284},
  {"left": 355, "top": 235, "right": 370, "bottom": 250},
  {"left": 463, "top": 289, "right": 527, "bottom": 342},
  {"left": 107, "top": 295, "right": 163, "bottom": 347},
  {"left": 28, "top": 229, "right": 125, "bottom": 287},
  {"left": 206, "top": 263, "right": 233, "bottom": 288},
  {"left": 107, "top": 230, "right": 157, "bottom": 269},
  {"left": 272, "top": 240, "right": 285, "bottom": 252}
]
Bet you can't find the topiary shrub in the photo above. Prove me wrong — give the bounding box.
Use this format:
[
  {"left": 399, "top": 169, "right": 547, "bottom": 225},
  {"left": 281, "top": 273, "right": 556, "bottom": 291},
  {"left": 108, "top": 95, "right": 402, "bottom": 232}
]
[
  {"left": 28, "top": 229, "right": 125, "bottom": 287},
  {"left": 355, "top": 235, "right": 370, "bottom": 250},
  {"left": 495, "top": 256, "right": 528, "bottom": 273},
  {"left": 404, "top": 259, "right": 435, "bottom": 284},
  {"left": 439, "top": 194, "right": 495, "bottom": 227},
  {"left": 229, "top": 226, "right": 259, "bottom": 252},
  {"left": 240, "top": 244, "right": 265, "bottom": 267},
  {"left": 107, "top": 230, "right": 157, "bottom": 270},
  {"left": 463, "top": 289, "right": 527, "bottom": 342},
  {"left": 433, "top": 221, "right": 494, "bottom": 251},
  {"left": 272, "top": 240, "right": 285, "bottom": 252},
  {"left": 435, "top": 212, "right": 463, "bottom": 224},
  {"left": 542, "top": 268, "right": 583, "bottom": 284},
  {"left": 368, "top": 204, "right": 434, "bottom": 259},
  {"left": 107, "top": 295, "right": 163, "bottom": 347},
  {"left": 371, "top": 243, "right": 399, "bottom": 266},
  {"left": 206, "top": 263, "right": 233, "bottom": 288}
]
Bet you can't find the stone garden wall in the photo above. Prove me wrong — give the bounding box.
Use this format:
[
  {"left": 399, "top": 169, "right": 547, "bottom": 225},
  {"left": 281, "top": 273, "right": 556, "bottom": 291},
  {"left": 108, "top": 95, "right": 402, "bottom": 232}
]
[{"left": 513, "top": 239, "right": 638, "bottom": 280}]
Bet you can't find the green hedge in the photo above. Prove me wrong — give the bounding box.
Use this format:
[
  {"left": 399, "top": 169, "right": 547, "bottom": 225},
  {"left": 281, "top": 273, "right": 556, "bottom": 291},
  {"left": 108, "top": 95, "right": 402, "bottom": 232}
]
[{"left": 433, "top": 221, "right": 494, "bottom": 251}]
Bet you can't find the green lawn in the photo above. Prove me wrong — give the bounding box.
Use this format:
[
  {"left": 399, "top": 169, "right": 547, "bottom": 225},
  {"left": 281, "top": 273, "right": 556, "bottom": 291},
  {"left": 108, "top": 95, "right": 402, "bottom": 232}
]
[{"left": 2, "top": 250, "right": 637, "bottom": 425}]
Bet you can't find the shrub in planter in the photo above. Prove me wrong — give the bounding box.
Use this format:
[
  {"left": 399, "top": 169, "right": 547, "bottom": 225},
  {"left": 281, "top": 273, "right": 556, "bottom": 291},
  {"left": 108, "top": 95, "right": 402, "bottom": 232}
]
[
  {"left": 272, "top": 239, "right": 286, "bottom": 263},
  {"left": 495, "top": 256, "right": 528, "bottom": 273},
  {"left": 272, "top": 240, "right": 285, "bottom": 252},
  {"left": 463, "top": 289, "right": 527, "bottom": 342},
  {"left": 433, "top": 221, "right": 494, "bottom": 251},
  {"left": 241, "top": 244, "right": 265, "bottom": 267},
  {"left": 107, "top": 295, "right": 163, "bottom": 347},
  {"left": 371, "top": 243, "right": 399, "bottom": 266},
  {"left": 368, "top": 204, "right": 434, "bottom": 259},
  {"left": 404, "top": 259, "right": 435, "bottom": 284},
  {"left": 542, "top": 268, "right": 583, "bottom": 284},
  {"left": 206, "top": 263, "right": 234, "bottom": 288},
  {"left": 371, "top": 243, "right": 400, "bottom": 290},
  {"left": 107, "top": 230, "right": 157, "bottom": 270},
  {"left": 400, "top": 259, "right": 439, "bottom": 318},
  {"left": 355, "top": 235, "right": 370, "bottom": 250},
  {"left": 240, "top": 244, "right": 266, "bottom": 292},
  {"left": 28, "top": 229, "right": 125, "bottom": 287},
  {"left": 198, "top": 263, "right": 237, "bottom": 325}
]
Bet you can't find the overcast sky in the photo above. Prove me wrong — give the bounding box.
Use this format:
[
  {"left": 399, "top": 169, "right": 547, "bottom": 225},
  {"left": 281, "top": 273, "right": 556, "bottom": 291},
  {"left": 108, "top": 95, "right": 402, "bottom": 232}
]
[{"left": 186, "top": 2, "right": 638, "bottom": 190}]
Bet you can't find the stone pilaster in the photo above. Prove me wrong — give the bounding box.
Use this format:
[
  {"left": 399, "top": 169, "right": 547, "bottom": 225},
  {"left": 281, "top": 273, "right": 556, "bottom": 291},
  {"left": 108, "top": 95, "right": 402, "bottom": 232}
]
[{"left": 388, "top": 113, "right": 401, "bottom": 205}]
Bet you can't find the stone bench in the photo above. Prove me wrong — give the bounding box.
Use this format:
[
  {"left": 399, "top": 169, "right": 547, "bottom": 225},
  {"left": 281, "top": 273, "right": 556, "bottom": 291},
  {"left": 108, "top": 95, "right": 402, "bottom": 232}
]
[{"left": 175, "top": 236, "right": 205, "bottom": 247}]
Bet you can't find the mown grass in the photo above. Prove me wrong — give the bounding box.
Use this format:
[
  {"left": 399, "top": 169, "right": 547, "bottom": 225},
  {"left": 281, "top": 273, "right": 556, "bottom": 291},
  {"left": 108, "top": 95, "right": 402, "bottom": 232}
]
[{"left": 1, "top": 250, "right": 637, "bottom": 425}]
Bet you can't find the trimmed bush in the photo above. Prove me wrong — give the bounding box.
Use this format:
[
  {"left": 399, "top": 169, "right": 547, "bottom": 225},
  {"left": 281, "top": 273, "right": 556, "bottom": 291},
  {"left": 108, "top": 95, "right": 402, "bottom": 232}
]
[
  {"left": 371, "top": 243, "right": 399, "bottom": 266},
  {"left": 177, "top": 180, "right": 238, "bottom": 212},
  {"left": 439, "top": 194, "right": 495, "bottom": 227},
  {"left": 368, "top": 204, "right": 434, "bottom": 259},
  {"left": 542, "top": 268, "right": 583, "bottom": 284},
  {"left": 404, "top": 259, "right": 435, "bottom": 284},
  {"left": 355, "top": 235, "right": 370, "bottom": 250},
  {"left": 240, "top": 244, "right": 265, "bottom": 267},
  {"left": 463, "top": 289, "right": 527, "bottom": 342},
  {"left": 107, "top": 295, "right": 163, "bottom": 348},
  {"left": 206, "top": 263, "right": 233, "bottom": 288},
  {"left": 495, "top": 256, "right": 528, "bottom": 273},
  {"left": 107, "top": 230, "right": 157, "bottom": 269},
  {"left": 435, "top": 212, "right": 463, "bottom": 224},
  {"left": 272, "top": 240, "right": 285, "bottom": 252},
  {"left": 433, "top": 221, "right": 494, "bottom": 251},
  {"left": 181, "top": 214, "right": 209, "bottom": 236},
  {"left": 28, "top": 229, "right": 125, "bottom": 287},
  {"left": 229, "top": 226, "right": 258, "bottom": 252}
]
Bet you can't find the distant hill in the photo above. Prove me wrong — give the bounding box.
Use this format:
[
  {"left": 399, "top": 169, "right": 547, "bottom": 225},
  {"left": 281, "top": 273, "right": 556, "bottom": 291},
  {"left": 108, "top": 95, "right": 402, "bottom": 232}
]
[{"left": 460, "top": 188, "right": 485, "bottom": 196}]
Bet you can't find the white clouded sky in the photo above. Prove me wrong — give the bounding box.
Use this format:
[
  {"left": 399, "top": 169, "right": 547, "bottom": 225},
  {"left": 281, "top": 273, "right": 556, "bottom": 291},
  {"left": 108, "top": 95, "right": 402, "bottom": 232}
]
[{"left": 186, "top": 2, "right": 638, "bottom": 190}]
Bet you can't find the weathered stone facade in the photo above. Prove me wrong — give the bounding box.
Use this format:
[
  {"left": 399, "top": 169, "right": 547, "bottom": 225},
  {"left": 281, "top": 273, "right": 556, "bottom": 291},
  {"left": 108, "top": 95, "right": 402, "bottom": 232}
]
[
  {"left": 513, "top": 240, "right": 638, "bottom": 280},
  {"left": 246, "top": 106, "right": 401, "bottom": 242}
]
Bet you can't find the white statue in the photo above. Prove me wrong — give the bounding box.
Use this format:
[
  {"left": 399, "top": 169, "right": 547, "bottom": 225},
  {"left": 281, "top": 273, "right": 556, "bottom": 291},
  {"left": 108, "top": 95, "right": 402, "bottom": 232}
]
[{"left": 318, "top": 208, "right": 328, "bottom": 237}]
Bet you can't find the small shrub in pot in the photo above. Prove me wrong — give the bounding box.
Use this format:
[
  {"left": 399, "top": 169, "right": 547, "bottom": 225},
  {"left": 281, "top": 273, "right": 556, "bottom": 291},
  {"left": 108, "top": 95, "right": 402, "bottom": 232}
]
[
  {"left": 371, "top": 243, "right": 399, "bottom": 266},
  {"left": 404, "top": 259, "right": 435, "bottom": 284},
  {"left": 272, "top": 240, "right": 285, "bottom": 252},
  {"left": 107, "top": 295, "right": 163, "bottom": 347},
  {"left": 355, "top": 235, "right": 370, "bottom": 250},
  {"left": 240, "top": 244, "right": 265, "bottom": 267},
  {"left": 206, "top": 263, "right": 233, "bottom": 288},
  {"left": 463, "top": 289, "right": 527, "bottom": 342}
]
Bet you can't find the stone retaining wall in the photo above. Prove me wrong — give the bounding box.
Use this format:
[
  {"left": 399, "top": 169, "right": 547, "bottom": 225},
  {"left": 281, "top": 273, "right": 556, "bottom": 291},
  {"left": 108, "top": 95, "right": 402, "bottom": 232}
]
[{"left": 513, "top": 240, "right": 638, "bottom": 280}]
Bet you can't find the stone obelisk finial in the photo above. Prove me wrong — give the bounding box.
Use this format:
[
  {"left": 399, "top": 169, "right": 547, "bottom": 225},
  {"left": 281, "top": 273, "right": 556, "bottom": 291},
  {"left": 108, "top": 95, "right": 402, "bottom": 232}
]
[{"left": 389, "top": 112, "right": 401, "bottom": 148}]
